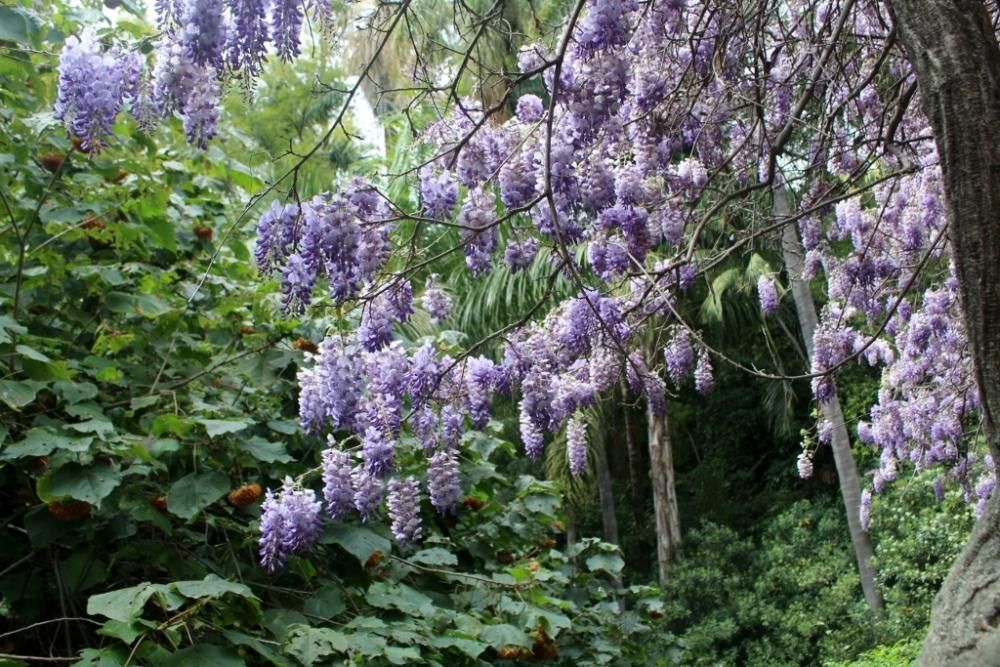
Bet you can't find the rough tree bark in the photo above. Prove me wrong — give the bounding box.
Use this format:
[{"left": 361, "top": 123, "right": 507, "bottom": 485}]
[
  {"left": 594, "top": 427, "right": 621, "bottom": 546},
  {"left": 777, "top": 186, "right": 885, "bottom": 612},
  {"left": 885, "top": 2, "right": 1000, "bottom": 664},
  {"left": 647, "top": 400, "right": 682, "bottom": 584}
]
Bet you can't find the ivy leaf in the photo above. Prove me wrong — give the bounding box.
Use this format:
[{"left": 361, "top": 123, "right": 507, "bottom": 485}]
[
  {"left": 321, "top": 523, "right": 391, "bottom": 566},
  {"left": 87, "top": 583, "right": 156, "bottom": 623},
  {"left": 198, "top": 418, "right": 254, "bottom": 439},
  {"left": 37, "top": 462, "right": 122, "bottom": 505},
  {"left": 167, "top": 472, "right": 230, "bottom": 520},
  {"left": 384, "top": 646, "right": 421, "bottom": 664},
  {"left": 15, "top": 344, "right": 50, "bottom": 362}
]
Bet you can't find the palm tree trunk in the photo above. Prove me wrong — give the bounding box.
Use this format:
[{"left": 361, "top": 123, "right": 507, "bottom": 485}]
[
  {"left": 647, "top": 401, "right": 682, "bottom": 584},
  {"left": 594, "top": 428, "right": 620, "bottom": 546},
  {"left": 777, "top": 185, "right": 885, "bottom": 612}
]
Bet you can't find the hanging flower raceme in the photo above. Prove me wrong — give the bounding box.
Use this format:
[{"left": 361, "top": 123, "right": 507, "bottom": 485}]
[
  {"left": 258, "top": 477, "right": 323, "bottom": 572},
  {"left": 387, "top": 477, "right": 423, "bottom": 544},
  {"left": 55, "top": 31, "right": 142, "bottom": 152},
  {"left": 421, "top": 276, "right": 453, "bottom": 324},
  {"left": 226, "top": 0, "right": 270, "bottom": 82},
  {"left": 181, "top": 0, "right": 227, "bottom": 69},
  {"left": 427, "top": 448, "right": 461, "bottom": 514},
  {"left": 321, "top": 444, "right": 354, "bottom": 519},
  {"left": 566, "top": 413, "right": 588, "bottom": 476},
  {"left": 758, "top": 276, "right": 779, "bottom": 315}
]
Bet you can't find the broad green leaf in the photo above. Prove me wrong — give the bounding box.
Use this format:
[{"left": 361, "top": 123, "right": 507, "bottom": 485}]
[
  {"left": 285, "top": 626, "right": 349, "bottom": 665},
  {"left": 87, "top": 583, "right": 156, "bottom": 623},
  {"left": 222, "top": 629, "right": 289, "bottom": 667},
  {"left": 15, "top": 344, "right": 50, "bottom": 362},
  {"left": 0, "top": 427, "right": 93, "bottom": 460},
  {"left": 72, "top": 646, "right": 129, "bottom": 667},
  {"left": 199, "top": 418, "right": 254, "bottom": 438},
  {"left": 54, "top": 381, "right": 99, "bottom": 404},
  {"left": 0, "top": 7, "right": 39, "bottom": 44},
  {"left": 409, "top": 547, "right": 458, "bottom": 567},
  {"left": 237, "top": 436, "right": 293, "bottom": 463},
  {"left": 384, "top": 646, "right": 421, "bottom": 664},
  {"left": 0, "top": 315, "right": 27, "bottom": 344},
  {"left": 37, "top": 462, "right": 122, "bottom": 505},
  {"left": 366, "top": 582, "right": 435, "bottom": 617},
  {"left": 97, "top": 619, "right": 148, "bottom": 645},
  {"left": 322, "top": 523, "right": 391, "bottom": 565},
  {"left": 585, "top": 552, "right": 625, "bottom": 574},
  {"left": 167, "top": 471, "right": 230, "bottom": 520},
  {"left": 0, "top": 379, "right": 45, "bottom": 409},
  {"left": 160, "top": 644, "right": 245, "bottom": 667},
  {"left": 303, "top": 586, "right": 346, "bottom": 619},
  {"left": 171, "top": 575, "right": 256, "bottom": 601},
  {"left": 429, "top": 635, "right": 488, "bottom": 659},
  {"left": 480, "top": 623, "right": 532, "bottom": 649}
]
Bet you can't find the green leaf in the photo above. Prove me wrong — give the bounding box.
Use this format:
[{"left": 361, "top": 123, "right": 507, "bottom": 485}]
[
  {"left": 167, "top": 471, "right": 230, "bottom": 520},
  {"left": 0, "top": 315, "right": 27, "bottom": 344},
  {"left": 303, "top": 586, "right": 346, "bottom": 619},
  {"left": 171, "top": 575, "right": 255, "bottom": 601},
  {"left": 0, "top": 427, "right": 93, "bottom": 460},
  {"left": 585, "top": 552, "right": 625, "bottom": 574},
  {"left": 222, "top": 629, "right": 289, "bottom": 667},
  {"left": 384, "top": 646, "right": 421, "bottom": 664},
  {"left": 238, "top": 436, "right": 293, "bottom": 463},
  {"left": 285, "top": 626, "right": 349, "bottom": 665},
  {"left": 71, "top": 646, "right": 129, "bottom": 667},
  {"left": 37, "top": 462, "right": 122, "bottom": 505},
  {"left": 16, "top": 344, "right": 50, "bottom": 362},
  {"left": 97, "top": 619, "right": 148, "bottom": 645},
  {"left": 161, "top": 644, "right": 245, "bottom": 667},
  {"left": 0, "top": 379, "right": 45, "bottom": 409},
  {"left": 198, "top": 418, "right": 254, "bottom": 438},
  {"left": 322, "top": 523, "right": 391, "bottom": 565},
  {"left": 87, "top": 583, "right": 156, "bottom": 623},
  {"left": 366, "top": 582, "right": 435, "bottom": 617},
  {"left": 0, "top": 6, "right": 39, "bottom": 44},
  {"left": 429, "top": 635, "right": 488, "bottom": 659},
  {"left": 54, "top": 381, "right": 99, "bottom": 404},
  {"left": 409, "top": 547, "right": 458, "bottom": 567},
  {"left": 480, "top": 623, "right": 532, "bottom": 649}
]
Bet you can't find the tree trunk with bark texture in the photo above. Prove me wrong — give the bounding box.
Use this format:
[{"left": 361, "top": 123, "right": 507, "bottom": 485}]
[
  {"left": 886, "top": 2, "right": 1000, "bottom": 663},
  {"left": 647, "top": 403, "right": 682, "bottom": 584},
  {"left": 777, "top": 187, "right": 885, "bottom": 612},
  {"left": 594, "top": 428, "right": 621, "bottom": 546}
]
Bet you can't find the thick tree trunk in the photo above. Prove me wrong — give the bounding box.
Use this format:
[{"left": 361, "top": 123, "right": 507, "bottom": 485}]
[
  {"left": 886, "top": 2, "right": 1000, "bottom": 663},
  {"left": 777, "top": 187, "right": 885, "bottom": 612},
  {"left": 647, "top": 403, "right": 682, "bottom": 584},
  {"left": 594, "top": 428, "right": 621, "bottom": 546}
]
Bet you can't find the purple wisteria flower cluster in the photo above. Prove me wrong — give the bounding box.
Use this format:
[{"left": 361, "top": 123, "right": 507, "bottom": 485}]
[
  {"left": 55, "top": 0, "right": 326, "bottom": 149},
  {"left": 246, "top": 0, "right": 995, "bottom": 571}
]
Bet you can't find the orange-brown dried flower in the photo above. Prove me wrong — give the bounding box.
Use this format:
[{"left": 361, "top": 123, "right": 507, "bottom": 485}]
[
  {"left": 227, "top": 483, "right": 262, "bottom": 508},
  {"left": 462, "top": 496, "right": 485, "bottom": 511},
  {"left": 193, "top": 225, "right": 214, "bottom": 241},
  {"left": 292, "top": 338, "right": 319, "bottom": 354},
  {"left": 40, "top": 152, "right": 65, "bottom": 173},
  {"left": 151, "top": 494, "right": 169, "bottom": 512},
  {"left": 47, "top": 500, "right": 92, "bottom": 521},
  {"left": 365, "top": 550, "right": 384, "bottom": 569}
]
